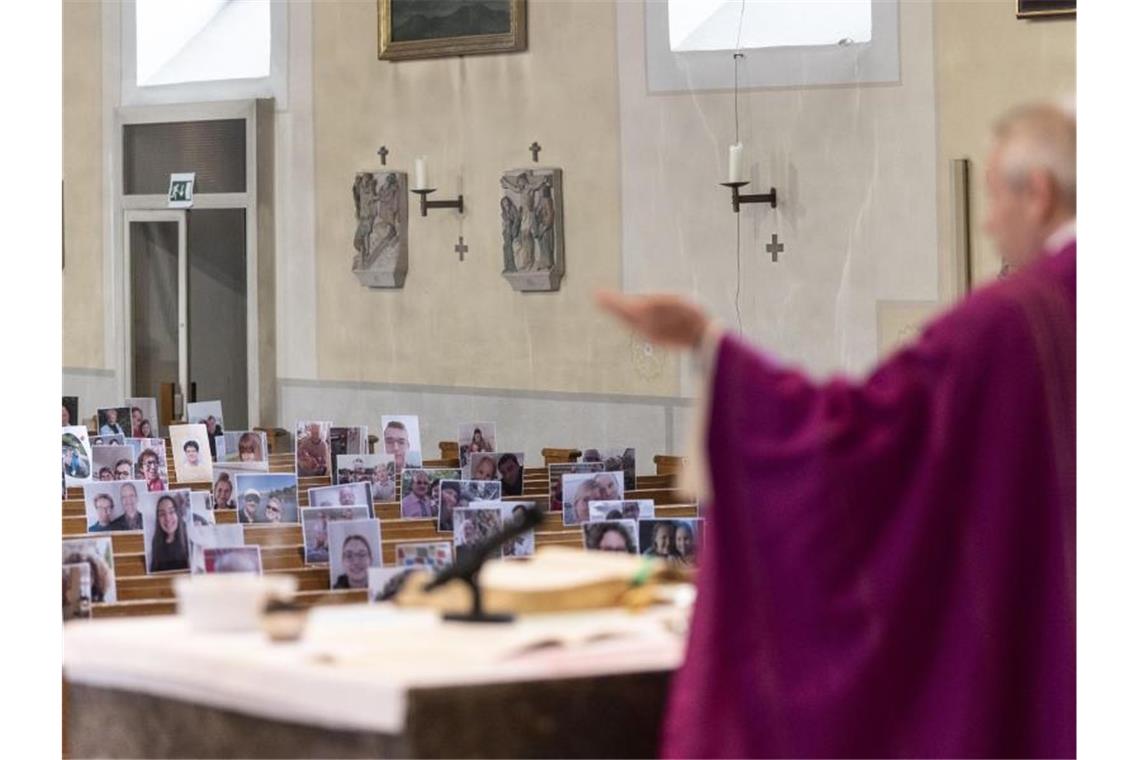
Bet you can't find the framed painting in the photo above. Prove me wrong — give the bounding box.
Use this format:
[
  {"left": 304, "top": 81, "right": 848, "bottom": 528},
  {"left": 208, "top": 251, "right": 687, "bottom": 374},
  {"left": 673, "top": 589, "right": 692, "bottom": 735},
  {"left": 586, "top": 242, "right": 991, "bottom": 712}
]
[
  {"left": 1016, "top": 1, "right": 1075, "bottom": 18},
  {"left": 378, "top": 0, "right": 527, "bottom": 61}
]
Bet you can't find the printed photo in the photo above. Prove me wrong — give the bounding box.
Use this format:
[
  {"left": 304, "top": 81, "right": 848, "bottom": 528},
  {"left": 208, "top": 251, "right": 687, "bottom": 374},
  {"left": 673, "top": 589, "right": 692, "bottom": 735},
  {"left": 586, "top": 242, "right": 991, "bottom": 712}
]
[
  {"left": 399, "top": 467, "right": 460, "bottom": 518},
  {"left": 453, "top": 506, "right": 504, "bottom": 564},
  {"left": 90, "top": 434, "right": 126, "bottom": 447},
  {"left": 295, "top": 421, "right": 333, "bottom": 477},
  {"left": 125, "top": 397, "right": 159, "bottom": 438},
  {"left": 583, "top": 520, "right": 639, "bottom": 554},
  {"left": 187, "top": 400, "right": 225, "bottom": 458},
  {"left": 132, "top": 438, "right": 169, "bottom": 491},
  {"left": 300, "top": 506, "right": 370, "bottom": 565},
  {"left": 189, "top": 523, "right": 245, "bottom": 575},
  {"left": 438, "top": 479, "right": 502, "bottom": 532},
  {"left": 91, "top": 444, "right": 135, "bottom": 482},
  {"left": 62, "top": 396, "right": 79, "bottom": 428},
  {"left": 639, "top": 519, "right": 701, "bottom": 567},
  {"left": 500, "top": 501, "right": 537, "bottom": 559},
  {"left": 335, "top": 454, "right": 397, "bottom": 504},
  {"left": 96, "top": 406, "right": 131, "bottom": 438},
  {"left": 62, "top": 426, "right": 93, "bottom": 486},
  {"left": 394, "top": 541, "right": 454, "bottom": 570},
  {"left": 381, "top": 415, "right": 422, "bottom": 471},
  {"left": 562, "top": 471, "right": 625, "bottom": 526},
  {"left": 62, "top": 537, "right": 117, "bottom": 603},
  {"left": 458, "top": 422, "right": 496, "bottom": 470},
  {"left": 204, "top": 546, "right": 263, "bottom": 575},
  {"left": 581, "top": 447, "right": 637, "bottom": 491},
  {"left": 62, "top": 562, "right": 92, "bottom": 621},
  {"left": 169, "top": 424, "right": 214, "bottom": 484},
  {"left": 83, "top": 480, "right": 147, "bottom": 532},
  {"left": 308, "top": 482, "right": 373, "bottom": 512},
  {"left": 234, "top": 472, "right": 299, "bottom": 524},
  {"left": 189, "top": 491, "right": 214, "bottom": 526},
  {"left": 588, "top": 499, "right": 655, "bottom": 522},
  {"left": 328, "top": 518, "right": 383, "bottom": 590},
  {"left": 140, "top": 489, "right": 193, "bottom": 574},
  {"left": 368, "top": 567, "right": 415, "bottom": 603},
  {"left": 216, "top": 431, "right": 269, "bottom": 471},
  {"left": 547, "top": 461, "right": 603, "bottom": 512},
  {"left": 330, "top": 426, "right": 368, "bottom": 458},
  {"left": 212, "top": 467, "right": 239, "bottom": 510},
  {"left": 469, "top": 452, "right": 526, "bottom": 497}
]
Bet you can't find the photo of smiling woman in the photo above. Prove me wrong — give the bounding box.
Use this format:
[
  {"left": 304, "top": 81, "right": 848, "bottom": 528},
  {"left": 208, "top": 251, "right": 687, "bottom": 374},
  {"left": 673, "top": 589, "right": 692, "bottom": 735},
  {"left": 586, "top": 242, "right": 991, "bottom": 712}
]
[
  {"left": 145, "top": 493, "right": 190, "bottom": 573},
  {"left": 327, "top": 518, "right": 383, "bottom": 590}
]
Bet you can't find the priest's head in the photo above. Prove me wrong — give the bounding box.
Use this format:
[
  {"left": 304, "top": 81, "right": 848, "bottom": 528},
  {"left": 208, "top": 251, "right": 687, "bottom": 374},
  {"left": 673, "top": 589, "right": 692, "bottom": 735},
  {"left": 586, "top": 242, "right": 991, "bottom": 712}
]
[{"left": 984, "top": 99, "right": 1076, "bottom": 269}]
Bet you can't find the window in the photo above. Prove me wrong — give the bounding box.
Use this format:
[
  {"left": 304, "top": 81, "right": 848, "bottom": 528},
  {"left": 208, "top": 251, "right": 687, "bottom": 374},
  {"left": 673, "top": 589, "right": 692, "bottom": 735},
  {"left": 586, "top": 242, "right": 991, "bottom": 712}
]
[
  {"left": 668, "top": 0, "right": 872, "bottom": 53},
  {"left": 136, "top": 0, "right": 271, "bottom": 87}
]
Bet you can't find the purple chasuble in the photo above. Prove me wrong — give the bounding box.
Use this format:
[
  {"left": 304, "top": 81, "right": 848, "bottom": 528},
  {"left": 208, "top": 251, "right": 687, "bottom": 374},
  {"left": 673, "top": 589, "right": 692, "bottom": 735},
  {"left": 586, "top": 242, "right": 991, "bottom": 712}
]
[{"left": 663, "top": 245, "right": 1075, "bottom": 758}]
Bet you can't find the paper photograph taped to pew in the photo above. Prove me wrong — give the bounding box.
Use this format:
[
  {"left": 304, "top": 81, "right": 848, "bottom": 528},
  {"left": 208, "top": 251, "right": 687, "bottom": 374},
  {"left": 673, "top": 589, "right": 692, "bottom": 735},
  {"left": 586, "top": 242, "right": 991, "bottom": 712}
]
[
  {"left": 399, "top": 467, "right": 461, "bottom": 518},
  {"left": 189, "top": 491, "right": 214, "bottom": 526},
  {"left": 62, "top": 562, "right": 92, "bottom": 621},
  {"left": 125, "top": 397, "right": 159, "bottom": 437},
  {"left": 454, "top": 506, "right": 504, "bottom": 564},
  {"left": 638, "top": 519, "right": 702, "bottom": 568},
  {"left": 63, "top": 426, "right": 94, "bottom": 486},
  {"left": 204, "top": 546, "right": 263, "bottom": 575},
  {"left": 369, "top": 567, "right": 416, "bottom": 603},
  {"left": 169, "top": 424, "right": 214, "bottom": 484},
  {"left": 562, "top": 472, "right": 625, "bottom": 526},
  {"left": 140, "top": 489, "right": 193, "bottom": 574},
  {"left": 189, "top": 523, "right": 245, "bottom": 574},
  {"left": 335, "top": 453, "right": 397, "bottom": 504},
  {"left": 295, "top": 420, "right": 333, "bottom": 478},
  {"left": 583, "top": 520, "right": 639, "bottom": 554},
  {"left": 330, "top": 425, "right": 368, "bottom": 459},
  {"left": 301, "top": 506, "right": 371, "bottom": 565},
  {"left": 458, "top": 422, "right": 496, "bottom": 471},
  {"left": 90, "top": 444, "right": 135, "bottom": 482},
  {"left": 83, "top": 480, "right": 147, "bottom": 533},
  {"left": 328, "top": 518, "right": 383, "bottom": 590},
  {"left": 499, "top": 501, "right": 537, "bottom": 559},
  {"left": 395, "top": 541, "right": 454, "bottom": 571},
  {"left": 380, "top": 415, "right": 422, "bottom": 471},
  {"left": 308, "top": 482, "right": 374, "bottom": 514},
  {"left": 130, "top": 438, "right": 169, "bottom": 490},
  {"left": 438, "top": 479, "right": 502, "bottom": 532},
  {"left": 96, "top": 406, "right": 130, "bottom": 438},
  {"left": 233, "top": 472, "right": 299, "bottom": 524},
  {"left": 62, "top": 536, "right": 117, "bottom": 603},
  {"left": 215, "top": 430, "right": 269, "bottom": 471},
  {"left": 186, "top": 400, "right": 225, "bottom": 457},
  {"left": 468, "top": 452, "right": 526, "bottom": 495},
  {"left": 212, "top": 466, "right": 239, "bottom": 510},
  {"left": 587, "top": 500, "right": 655, "bottom": 522},
  {"left": 62, "top": 396, "right": 79, "bottom": 427},
  {"left": 581, "top": 447, "right": 636, "bottom": 491},
  {"left": 547, "top": 461, "right": 603, "bottom": 512}
]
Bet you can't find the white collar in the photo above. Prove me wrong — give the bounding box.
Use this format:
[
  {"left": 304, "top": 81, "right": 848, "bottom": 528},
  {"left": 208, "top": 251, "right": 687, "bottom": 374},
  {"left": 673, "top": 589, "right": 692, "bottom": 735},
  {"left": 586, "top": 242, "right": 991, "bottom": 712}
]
[{"left": 1044, "top": 218, "right": 1077, "bottom": 254}]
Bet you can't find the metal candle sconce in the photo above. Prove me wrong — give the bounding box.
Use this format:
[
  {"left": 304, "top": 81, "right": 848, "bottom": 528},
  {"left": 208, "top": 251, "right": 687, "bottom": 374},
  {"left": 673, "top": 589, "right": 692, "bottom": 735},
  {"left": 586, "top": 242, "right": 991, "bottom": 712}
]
[
  {"left": 411, "top": 188, "right": 464, "bottom": 217},
  {"left": 720, "top": 182, "right": 777, "bottom": 213}
]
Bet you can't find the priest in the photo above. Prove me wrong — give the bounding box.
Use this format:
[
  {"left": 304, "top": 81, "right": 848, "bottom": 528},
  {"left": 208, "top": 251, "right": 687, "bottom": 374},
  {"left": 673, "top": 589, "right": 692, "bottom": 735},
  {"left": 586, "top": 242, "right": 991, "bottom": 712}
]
[{"left": 597, "top": 101, "right": 1075, "bottom": 758}]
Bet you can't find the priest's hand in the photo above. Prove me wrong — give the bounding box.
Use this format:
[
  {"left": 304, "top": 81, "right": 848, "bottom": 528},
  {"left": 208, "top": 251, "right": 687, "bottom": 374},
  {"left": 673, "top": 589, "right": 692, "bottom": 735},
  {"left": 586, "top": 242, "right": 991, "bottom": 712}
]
[{"left": 595, "top": 290, "right": 710, "bottom": 349}]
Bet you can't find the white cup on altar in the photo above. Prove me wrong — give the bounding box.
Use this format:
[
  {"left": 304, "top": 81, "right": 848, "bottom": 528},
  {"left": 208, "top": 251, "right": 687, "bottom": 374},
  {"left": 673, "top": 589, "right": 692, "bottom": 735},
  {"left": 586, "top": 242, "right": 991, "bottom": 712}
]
[{"left": 174, "top": 574, "right": 298, "bottom": 633}]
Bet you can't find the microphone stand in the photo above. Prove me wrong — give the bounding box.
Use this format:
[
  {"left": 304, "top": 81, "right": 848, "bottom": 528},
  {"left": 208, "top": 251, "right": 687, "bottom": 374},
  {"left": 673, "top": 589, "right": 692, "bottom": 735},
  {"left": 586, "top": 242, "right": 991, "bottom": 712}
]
[{"left": 424, "top": 503, "right": 543, "bottom": 624}]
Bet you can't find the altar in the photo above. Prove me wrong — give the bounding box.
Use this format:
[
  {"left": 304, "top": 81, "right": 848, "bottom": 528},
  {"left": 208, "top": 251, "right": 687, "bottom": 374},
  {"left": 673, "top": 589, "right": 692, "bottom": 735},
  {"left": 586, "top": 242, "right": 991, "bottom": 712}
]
[{"left": 63, "top": 603, "right": 688, "bottom": 758}]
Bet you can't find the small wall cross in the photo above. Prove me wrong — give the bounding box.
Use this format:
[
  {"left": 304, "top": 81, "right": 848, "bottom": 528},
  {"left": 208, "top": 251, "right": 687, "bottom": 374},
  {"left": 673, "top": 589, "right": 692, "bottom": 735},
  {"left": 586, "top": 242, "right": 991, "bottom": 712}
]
[
  {"left": 766, "top": 233, "right": 785, "bottom": 263},
  {"left": 454, "top": 236, "right": 469, "bottom": 262},
  {"left": 529, "top": 142, "right": 542, "bottom": 163},
  {"left": 377, "top": 146, "right": 389, "bottom": 166}
]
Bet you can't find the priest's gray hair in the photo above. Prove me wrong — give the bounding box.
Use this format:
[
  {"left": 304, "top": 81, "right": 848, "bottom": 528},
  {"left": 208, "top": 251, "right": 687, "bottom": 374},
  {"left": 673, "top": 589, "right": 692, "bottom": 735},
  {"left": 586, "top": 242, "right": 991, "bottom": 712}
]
[{"left": 992, "top": 98, "right": 1076, "bottom": 210}]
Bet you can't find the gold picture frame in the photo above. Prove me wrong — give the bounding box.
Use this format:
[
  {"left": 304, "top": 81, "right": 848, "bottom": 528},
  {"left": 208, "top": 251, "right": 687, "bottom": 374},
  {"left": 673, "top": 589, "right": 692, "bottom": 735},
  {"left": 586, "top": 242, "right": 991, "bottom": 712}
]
[{"left": 378, "top": 0, "right": 527, "bottom": 61}]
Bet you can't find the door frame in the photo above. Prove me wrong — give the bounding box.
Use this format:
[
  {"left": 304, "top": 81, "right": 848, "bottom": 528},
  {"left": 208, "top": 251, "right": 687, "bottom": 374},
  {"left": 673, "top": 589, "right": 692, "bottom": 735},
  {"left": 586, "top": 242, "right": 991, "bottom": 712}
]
[{"left": 112, "top": 99, "right": 262, "bottom": 425}]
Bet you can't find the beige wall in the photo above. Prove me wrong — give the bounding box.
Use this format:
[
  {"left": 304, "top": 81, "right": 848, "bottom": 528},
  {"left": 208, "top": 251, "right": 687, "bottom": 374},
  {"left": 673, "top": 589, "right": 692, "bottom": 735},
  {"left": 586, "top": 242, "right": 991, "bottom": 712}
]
[
  {"left": 63, "top": 0, "right": 104, "bottom": 369},
  {"left": 312, "top": 0, "right": 679, "bottom": 397},
  {"left": 934, "top": 2, "right": 1075, "bottom": 292}
]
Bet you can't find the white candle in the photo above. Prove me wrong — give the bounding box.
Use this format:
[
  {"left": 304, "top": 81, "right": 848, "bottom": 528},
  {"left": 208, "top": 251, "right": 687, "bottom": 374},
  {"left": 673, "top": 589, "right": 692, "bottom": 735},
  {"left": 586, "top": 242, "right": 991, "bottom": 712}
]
[
  {"left": 414, "top": 156, "right": 429, "bottom": 190},
  {"left": 728, "top": 143, "right": 744, "bottom": 183}
]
